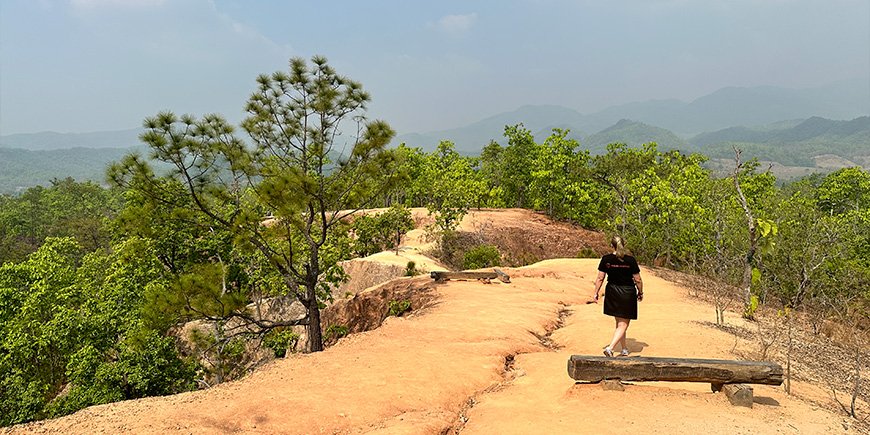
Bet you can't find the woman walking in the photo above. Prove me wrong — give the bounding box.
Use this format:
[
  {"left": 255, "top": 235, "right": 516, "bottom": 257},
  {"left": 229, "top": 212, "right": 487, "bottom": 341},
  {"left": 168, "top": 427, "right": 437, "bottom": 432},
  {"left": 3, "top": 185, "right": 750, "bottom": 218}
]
[{"left": 592, "top": 236, "right": 644, "bottom": 357}]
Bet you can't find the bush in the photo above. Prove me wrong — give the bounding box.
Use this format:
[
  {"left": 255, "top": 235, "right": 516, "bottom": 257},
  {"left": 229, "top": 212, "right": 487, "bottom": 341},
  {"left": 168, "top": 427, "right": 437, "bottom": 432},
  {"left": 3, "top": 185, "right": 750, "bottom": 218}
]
[
  {"left": 388, "top": 299, "right": 412, "bottom": 317},
  {"left": 463, "top": 244, "right": 501, "bottom": 270},
  {"left": 405, "top": 261, "right": 418, "bottom": 276},
  {"left": 262, "top": 328, "right": 300, "bottom": 358},
  {"left": 324, "top": 324, "right": 349, "bottom": 344},
  {"left": 351, "top": 205, "right": 414, "bottom": 256}
]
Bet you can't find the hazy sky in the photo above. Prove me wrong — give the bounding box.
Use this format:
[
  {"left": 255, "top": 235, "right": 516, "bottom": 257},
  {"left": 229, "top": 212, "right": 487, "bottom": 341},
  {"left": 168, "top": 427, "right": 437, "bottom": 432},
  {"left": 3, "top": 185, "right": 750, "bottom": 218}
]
[{"left": 1, "top": 0, "right": 868, "bottom": 136}]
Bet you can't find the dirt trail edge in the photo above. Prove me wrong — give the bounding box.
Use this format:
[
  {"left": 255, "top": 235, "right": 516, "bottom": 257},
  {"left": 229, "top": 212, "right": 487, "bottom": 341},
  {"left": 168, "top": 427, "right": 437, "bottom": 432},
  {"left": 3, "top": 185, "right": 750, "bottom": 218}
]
[{"left": 9, "top": 259, "right": 853, "bottom": 434}]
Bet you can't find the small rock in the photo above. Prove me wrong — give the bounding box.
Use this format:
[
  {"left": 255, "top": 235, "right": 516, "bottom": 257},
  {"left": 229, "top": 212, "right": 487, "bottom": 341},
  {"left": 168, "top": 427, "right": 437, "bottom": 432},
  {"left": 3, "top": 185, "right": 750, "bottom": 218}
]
[{"left": 601, "top": 379, "right": 625, "bottom": 391}]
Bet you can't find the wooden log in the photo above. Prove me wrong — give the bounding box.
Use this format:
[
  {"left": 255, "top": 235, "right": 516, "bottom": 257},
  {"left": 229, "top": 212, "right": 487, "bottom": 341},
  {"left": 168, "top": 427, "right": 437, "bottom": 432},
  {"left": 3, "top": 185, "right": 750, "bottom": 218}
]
[
  {"left": 723, "top": 384, "right": 754, "bottom": 407},
  {"left": 430, "top": 271, "right": 497, "bottom": 281},
  {"left": 567, "top": 355, "right": 783, "bottom": 386},
  {"left": 493, "top": 268, "right": 511, "bottom": 283},
  {"left": 430, "top": 270, "right": 511, "bottom": 283}
]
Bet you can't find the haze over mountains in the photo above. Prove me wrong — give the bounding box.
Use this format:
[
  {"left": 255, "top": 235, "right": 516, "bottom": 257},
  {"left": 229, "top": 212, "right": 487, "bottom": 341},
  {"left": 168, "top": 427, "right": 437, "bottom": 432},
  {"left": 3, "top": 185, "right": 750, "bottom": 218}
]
[
  {"left": 393, "top": 79, "right": 869, "bottom": 152},
  {"left": 1, "top": 80, "right": 868, "bottom": 193}
]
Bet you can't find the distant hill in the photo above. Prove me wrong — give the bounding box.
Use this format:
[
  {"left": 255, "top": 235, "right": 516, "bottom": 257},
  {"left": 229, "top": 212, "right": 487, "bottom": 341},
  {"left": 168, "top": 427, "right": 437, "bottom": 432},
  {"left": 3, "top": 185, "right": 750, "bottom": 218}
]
[
  {"left": 579, "top": 80, "right": 869, "bottom": 136},
  {"left": 583, "top": 119, "right": 688, "bottom": 154},
  {"left": 394, "top": 80, "right": 869, "bottom": 151},
  {"left": 691, "top": 116, "right": 870, "bottom": 167},
  {"left": 0, "top": 147, "right": 142, "bottom": 193},
  {"left": 0, "top": 128, "right": 142, "bottom": 151},
  {"left": 394, "top": 105, "right": 587, "bottom": 154}
]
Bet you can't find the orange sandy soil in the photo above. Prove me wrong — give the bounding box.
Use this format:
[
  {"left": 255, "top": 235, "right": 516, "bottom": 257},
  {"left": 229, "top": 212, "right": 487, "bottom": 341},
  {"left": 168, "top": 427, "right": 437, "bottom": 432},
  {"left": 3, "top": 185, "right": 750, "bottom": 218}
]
[{"left": 6, "top": 259, "right": 858, "bottom": 435}]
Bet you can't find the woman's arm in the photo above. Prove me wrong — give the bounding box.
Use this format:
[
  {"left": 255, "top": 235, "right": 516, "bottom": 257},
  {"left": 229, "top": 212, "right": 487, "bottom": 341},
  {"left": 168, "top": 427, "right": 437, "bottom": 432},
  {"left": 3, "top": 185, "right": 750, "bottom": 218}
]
[
  {"left": 633, "top": 273, "right": 644, "bottom": 301},
  {"left": 593, "top": 271, "right": 606, "bottom": 302}
]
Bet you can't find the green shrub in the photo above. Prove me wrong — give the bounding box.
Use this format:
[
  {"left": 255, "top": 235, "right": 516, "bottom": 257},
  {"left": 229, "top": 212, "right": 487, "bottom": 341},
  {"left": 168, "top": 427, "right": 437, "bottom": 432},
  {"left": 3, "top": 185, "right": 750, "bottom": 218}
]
[
  {"left": 577, "top": 247, "right": 598, "bottom": 258},
  {"left": 324, "top": 324, "right": 349, "bottom": 343},
  {"left": 405, "top": 261, "right": 418, "bottom": 276},
  {"left": 262, "top": 328, "right": 300, "bottom": 358},
  {"left": 351, "top": 205, "right": 414, "bottom": 256},
  {"left": 463, "top": 244, "right": 502, "bottom": 270},
  {"left": 388, "top": 299, "right": 412, "bottom": 317}
]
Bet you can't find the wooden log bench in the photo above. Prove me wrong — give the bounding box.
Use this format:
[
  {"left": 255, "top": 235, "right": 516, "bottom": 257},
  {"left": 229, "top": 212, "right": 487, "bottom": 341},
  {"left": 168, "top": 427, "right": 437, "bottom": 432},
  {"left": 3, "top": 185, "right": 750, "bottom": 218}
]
[
  {"left": 567, "top": 355, "right": 783, "bottom": 407},
  {"left": 431, "top": 268, "right": 511, "bottom": 283}
]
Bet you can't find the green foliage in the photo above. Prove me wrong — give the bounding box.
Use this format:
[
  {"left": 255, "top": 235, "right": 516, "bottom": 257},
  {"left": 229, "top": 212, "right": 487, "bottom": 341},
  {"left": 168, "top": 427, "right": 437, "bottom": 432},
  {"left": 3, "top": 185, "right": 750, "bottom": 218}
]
[
  {"left": 695, "top": 116, "right": 870, "bottom": 167},
  {"left": 109, "top": 56, "right": 400, "bottom": 353},
  {"left": 497, "top": 124, "right": 537, "bottom": 208},
  {"left": 0, "top": 237, "right": 195, "bottom": 425},
  {"left": 744, "top": 294, "right": 760, "bottom": 319},
  {"left": 0, "top": 178, "right": 121, "bottom": 263},
  {"left": 351, "top": 205, "right": 414, "bottom": 256},
  {"left": 323, "top": 324, "right": 349, "bottom": 343},
  {"left": 463, "top": 244, "right": 502, "bottom": 270},
  {"left": 187, "top": 326, "right": 248, "bottom": 385},
  {"left": 47, "top": 328, "right": 197, "bottom": 418},
  {"left": 262, "top": 328, "right": 300, "bottom": 358},
  {"left": 423, "top": 141, "right": 478, "bottom": 232},
  {"left": 591, "top": 143, "right": 714, "bottom": 266},
  {"left": 405, "top": 261, "right": 418, "bottom": 276},
  {"left": 387, "top": 299, "right": 412, "bottom": 317},
  {"left": 815, "top": 167, "right": 870, "bottom": 215},
  {"left": 528, "top": 129, "right": 607, "bottom": 226}
]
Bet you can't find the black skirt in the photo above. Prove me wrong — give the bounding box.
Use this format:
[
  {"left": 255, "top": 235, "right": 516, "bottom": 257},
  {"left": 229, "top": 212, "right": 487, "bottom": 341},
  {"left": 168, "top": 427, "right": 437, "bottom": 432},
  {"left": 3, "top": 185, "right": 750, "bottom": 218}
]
[{"left": 603, "top": 283, "right": 638, "bottom": 319}]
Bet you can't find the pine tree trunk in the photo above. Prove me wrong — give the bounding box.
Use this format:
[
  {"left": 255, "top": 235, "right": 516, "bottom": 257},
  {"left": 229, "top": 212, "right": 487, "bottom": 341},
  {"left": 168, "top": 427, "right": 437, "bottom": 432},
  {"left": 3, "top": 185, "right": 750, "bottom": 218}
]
[{"left": 307, "top": 290, "right": 323, "bottom": 352}]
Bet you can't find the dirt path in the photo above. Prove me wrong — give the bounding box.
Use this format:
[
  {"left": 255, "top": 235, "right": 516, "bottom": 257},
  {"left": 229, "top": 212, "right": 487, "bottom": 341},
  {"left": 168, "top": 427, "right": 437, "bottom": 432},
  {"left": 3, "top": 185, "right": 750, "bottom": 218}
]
[{"left": 9, "top": 258, "right": 856, "bottom": 434}]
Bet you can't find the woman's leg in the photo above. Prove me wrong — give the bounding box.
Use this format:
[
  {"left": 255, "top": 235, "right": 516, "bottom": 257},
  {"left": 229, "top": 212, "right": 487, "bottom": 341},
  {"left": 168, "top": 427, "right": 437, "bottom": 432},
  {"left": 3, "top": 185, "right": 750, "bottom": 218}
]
[
  {"left": 607, "top": 317, "right": 629, "bottom": 351},
  {"left": 619, "top": 319, "right": 630, "bottom": 351}
]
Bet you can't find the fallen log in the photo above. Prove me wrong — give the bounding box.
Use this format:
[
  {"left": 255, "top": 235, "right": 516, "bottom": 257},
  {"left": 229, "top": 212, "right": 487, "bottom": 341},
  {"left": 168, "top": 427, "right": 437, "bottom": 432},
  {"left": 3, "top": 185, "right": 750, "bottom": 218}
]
[
  {"left": 567, "top": 355, "right": 783, "bottom": 386},
  {"left": 493, "top": 268, "right": 511, "bottom": 283},
  {"left": 431, "top": 270, "right": 511, "bottom": 283}
]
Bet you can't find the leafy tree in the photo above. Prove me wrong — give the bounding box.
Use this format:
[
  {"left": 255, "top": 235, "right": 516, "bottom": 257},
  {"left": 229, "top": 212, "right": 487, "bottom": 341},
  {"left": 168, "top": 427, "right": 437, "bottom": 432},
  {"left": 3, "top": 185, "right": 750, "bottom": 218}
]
[
  {"left": 589, "top": 142, "right": 657, "bottom": 234},
  {"left": 388, "top": 144, "right": 428, "bottom": 207},
  {"left": 478, "top": 140, "right": 507, "bottom": 207},
  {"left": 731, "top": 148, "right": 777, "bottom": 316},
  {"left": 422, "top": 141, "right": 478, "bottom": 232},
  {"left": 351, "top": 205, "right": 414, "bottom": 257},
  {"left": 528, "top": 129, "right": 607, "bottom": 226},
  {"left": 0, "top": 179, "right": 121, "bottom": 264},
  {"left": 0, "top": 237, "right": 195, "bottom": 425},
  {"left": 109, "top": 56, "right": 399, "bottom": 352},
  {"left": 498, "top": 124, "right": 537, "bottom": 208}
]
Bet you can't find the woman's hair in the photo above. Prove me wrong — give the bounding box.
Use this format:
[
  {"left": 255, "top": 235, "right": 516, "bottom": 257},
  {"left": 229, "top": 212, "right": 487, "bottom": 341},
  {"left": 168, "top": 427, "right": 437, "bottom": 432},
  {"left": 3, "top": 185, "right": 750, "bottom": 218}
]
[{"left": 611, "top": 235, "right": 628, "bottom": 259}]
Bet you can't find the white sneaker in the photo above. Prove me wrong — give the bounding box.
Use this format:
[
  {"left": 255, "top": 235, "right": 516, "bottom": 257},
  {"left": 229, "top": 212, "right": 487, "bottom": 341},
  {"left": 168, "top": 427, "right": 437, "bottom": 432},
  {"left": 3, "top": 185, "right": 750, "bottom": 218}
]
[
  {"left": 620, "top": 349, "right": 630, "bottom": 357},
  {"left": 603, "top": 347, "right": 614, "bottom": 357}
]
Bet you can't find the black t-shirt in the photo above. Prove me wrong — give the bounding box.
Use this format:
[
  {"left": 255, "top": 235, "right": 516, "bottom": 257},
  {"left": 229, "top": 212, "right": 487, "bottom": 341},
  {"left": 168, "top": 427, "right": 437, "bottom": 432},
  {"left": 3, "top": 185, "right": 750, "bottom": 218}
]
[{"left": 598, "top": 254, "right": 640, "bottom": 286}]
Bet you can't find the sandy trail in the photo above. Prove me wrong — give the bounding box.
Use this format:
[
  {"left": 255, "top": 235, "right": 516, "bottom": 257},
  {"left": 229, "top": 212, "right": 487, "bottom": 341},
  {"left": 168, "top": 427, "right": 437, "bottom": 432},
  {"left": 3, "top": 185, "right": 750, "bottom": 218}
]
[{"left": 9, "top": 258, "right": 855, "bottom": 434}]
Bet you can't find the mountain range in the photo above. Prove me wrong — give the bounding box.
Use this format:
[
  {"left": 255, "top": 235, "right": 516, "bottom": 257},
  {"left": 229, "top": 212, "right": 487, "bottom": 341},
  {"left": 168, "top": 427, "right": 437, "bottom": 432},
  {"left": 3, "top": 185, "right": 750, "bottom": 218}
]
[
  {"left": 1, "top": 80, "right": 867, "bottom": 192},
  {"left": 393, "top": 79, "right": 869, "bottom": 153}
]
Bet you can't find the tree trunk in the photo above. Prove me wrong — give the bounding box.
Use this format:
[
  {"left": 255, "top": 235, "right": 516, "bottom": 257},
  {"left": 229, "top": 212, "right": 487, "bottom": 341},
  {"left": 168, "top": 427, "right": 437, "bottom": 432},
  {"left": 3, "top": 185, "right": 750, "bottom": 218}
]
[
  {"left": 306, "top": 286, "right": 324, "bottom": 352},
  {"left": 786, "top": 310, "right": 793, "bottom": 394},
  {"left": 732, "top": 147, "right": 757, "bottom": 316}
]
